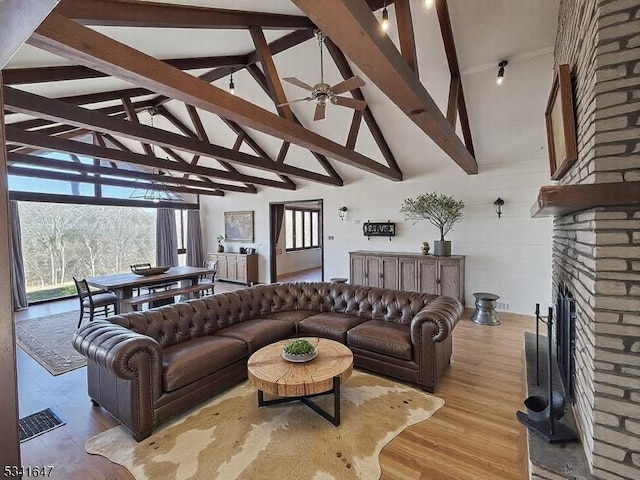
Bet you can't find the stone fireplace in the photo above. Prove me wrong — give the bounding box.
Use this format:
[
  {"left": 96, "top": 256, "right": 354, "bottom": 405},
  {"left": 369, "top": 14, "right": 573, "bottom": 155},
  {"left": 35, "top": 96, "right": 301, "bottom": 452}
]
[{"left": 547, "top": 1, "right": 640, "bottom": 479}]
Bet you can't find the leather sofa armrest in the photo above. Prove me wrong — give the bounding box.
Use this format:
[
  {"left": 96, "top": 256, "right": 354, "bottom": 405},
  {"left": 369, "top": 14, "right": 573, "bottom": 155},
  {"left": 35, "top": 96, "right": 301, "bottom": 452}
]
[
  {"left": 73, "top": 320, "right": 163, "bottom": 397},
  {"left": 410, "top": 296, "right": 464, "bottom": 344}
]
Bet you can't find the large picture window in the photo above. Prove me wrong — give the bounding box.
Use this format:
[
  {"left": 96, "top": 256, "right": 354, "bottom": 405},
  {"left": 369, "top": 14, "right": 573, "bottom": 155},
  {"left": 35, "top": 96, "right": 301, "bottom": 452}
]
[{"left": 285, "top": 207, "right": 320, "bottom": 251}]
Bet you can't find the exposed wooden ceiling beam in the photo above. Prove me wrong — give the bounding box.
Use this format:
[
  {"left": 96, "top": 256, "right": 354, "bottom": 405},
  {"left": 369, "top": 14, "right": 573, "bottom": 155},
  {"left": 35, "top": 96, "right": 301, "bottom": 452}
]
[
  {"left": 7, "top": 152, "right": 253, "bottom": 194},
  {"left": 242, "top": 30, "right": 315, "bottom": 68},
  {"left": 276, "top": 142, "right": 290, "bottom": 164},
  {"left": 249, "top": 27, "right": 294, "bottom": 121},
  {"left": 293, "top": 0, "right": 477, "bottom": 175},
  {"left": 4, "top": 86, "right": 341, "bottom": 185},
  {"left": 55, "top": 0, "right": 315, "bottom": 30},
  {"left": 245, "top": 64, "right": 343, "bottom": 183},
  {"left": 0, "top": 0, "right": 59, "bottom": 69},
  {"left": 153, "top": 30, "right": 314, "bottom": 108},
  {"left": 182, "top": 104, "right": 267, "bottom": 189},
  {"left": 346, "top": 111, "right": 363, "bottom": 150},
  {"left": 121, "top": 96, "right": 154, "bottom": 157},
  {"left": 8, "top": 164, "right": 224, "bottom": 197},
  {"left": 6, "top": 126, "right": 294, "bottom": 190},
  {"left": 7, "top": 99, "right": 155, "bottom": 131},
  {"left": 324, "top": 39, "right": 400, "bottom": 174},
  {"left": 8, "top": 126, "right": 90, "bottom": 155},
  {"left": 435, "top": 0, "right": 475, "bottom": 158},
  {"left": 3, "top": 55, "right": 246, "bottom": 85},
  {"left": 394, "top": 0, "right": 419, "bottom": 75},
  {"left": 446, "top": 76, "right": 460, "bottom": 128},
  {"left": 28, "top": 14, "right": 399, "bottom": 181}
]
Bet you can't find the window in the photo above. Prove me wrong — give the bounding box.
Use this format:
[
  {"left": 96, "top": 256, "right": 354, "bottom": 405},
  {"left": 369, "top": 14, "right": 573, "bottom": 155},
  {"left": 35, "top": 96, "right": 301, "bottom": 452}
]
[
  {"left": 18, "top": 202, "right": 157, "bottom": 302},
  {"left": 285, "top": 208, "right": 320, "bottom": 251}
]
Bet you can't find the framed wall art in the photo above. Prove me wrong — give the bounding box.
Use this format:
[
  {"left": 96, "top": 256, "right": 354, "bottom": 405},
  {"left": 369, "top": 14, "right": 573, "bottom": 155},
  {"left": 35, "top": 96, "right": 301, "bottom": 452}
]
[
  {"left": 224, "top": 210, "right": 254, "bottom": 242},
  {"left": 545, "top": 64, "right": 578, "bottom": 180}
]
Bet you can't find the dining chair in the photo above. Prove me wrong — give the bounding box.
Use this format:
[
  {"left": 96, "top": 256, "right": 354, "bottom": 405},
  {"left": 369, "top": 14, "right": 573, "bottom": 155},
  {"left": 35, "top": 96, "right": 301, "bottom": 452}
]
[
  {"left": 199, "top": 260, "right": 217, "bottom": 297},
  {"left": 73, "top": 277, "right": 118, "bottom": 328}
]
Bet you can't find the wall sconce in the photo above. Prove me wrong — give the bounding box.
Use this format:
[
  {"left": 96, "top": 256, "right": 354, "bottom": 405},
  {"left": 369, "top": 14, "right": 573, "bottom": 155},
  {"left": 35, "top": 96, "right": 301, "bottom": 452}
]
[
  {"left": 496, "top": 60, "right": 508, "bottom": 86},
  {"left": 338, "top": 206, "right": 348, "bottom": 221},
  {"left": 494, "top": 198, "right": 505, "bottom": 218}
]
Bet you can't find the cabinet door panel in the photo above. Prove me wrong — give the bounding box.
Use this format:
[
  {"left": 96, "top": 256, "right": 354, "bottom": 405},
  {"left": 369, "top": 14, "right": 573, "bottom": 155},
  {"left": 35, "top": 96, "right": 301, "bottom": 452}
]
[
  {"left": 227, "top": 258, "right": 238, "bottom": 281},
  {"left": 417, "top": 259, "right": 438, "bottom": 295},
  {"left": 438, "top": 260, "right": 460, "bottom": 300},
  {"left": 350, "top": 255, "right": 366, "bottom": 286},
  {"left": 365, "top": 256, "right": 381, "bottom": 288},
  {"left": 381, "top": 257, "right": 398, "bottom": 289},
  {"left": 236, "top": 259, "right": 247, "bottom": 284},
  {"left": 398, "top": 258, "right": 418, "bottom": 292},
  {"left": 212, "top": 255, "right": 227, "bottom": 279}
]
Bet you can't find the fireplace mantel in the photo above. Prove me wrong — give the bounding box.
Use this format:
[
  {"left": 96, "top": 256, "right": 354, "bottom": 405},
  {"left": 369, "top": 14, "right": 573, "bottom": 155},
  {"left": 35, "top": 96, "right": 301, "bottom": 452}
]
[{"left": 531, "top": 181, "right": 640, "bottom": 218}]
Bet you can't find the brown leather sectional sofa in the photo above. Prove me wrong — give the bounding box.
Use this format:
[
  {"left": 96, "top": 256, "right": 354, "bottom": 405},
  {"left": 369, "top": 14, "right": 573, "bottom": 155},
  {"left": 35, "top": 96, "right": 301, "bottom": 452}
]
[{"left": 73, "top": 282, "right": 463, "bottom": 441}]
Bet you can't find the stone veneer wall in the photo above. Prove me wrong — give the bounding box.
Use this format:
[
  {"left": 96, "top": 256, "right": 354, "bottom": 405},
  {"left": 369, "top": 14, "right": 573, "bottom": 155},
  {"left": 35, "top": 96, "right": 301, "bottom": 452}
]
[{"left": 552, "top": 1, "right": 640, "bottom": 479}]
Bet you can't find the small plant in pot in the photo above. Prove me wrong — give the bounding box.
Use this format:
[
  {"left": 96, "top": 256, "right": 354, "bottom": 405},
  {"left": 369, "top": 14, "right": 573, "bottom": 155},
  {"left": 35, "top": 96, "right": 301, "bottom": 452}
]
[
  {"left": 400, "top": 192, "right": 465, "bottom": 257},
  {"left": 282, "top": 338, "right": 318, "bottom": 362},
  {"left": 216, "top": 235, "right": 224, "bottom": 253}
]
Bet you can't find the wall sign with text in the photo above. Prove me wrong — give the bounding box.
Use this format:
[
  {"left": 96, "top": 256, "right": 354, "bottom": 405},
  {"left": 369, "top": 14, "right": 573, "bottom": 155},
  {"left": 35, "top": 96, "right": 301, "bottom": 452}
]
[{"left": 362, "top": 221, "right": 396, "bottom": 240}]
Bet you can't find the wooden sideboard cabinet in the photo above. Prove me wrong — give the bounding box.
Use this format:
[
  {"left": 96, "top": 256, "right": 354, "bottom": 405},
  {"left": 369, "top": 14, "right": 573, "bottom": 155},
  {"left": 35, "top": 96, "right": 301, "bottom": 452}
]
[
  {"left": 349, "top": 251, "right": 465, "bottom": 305},
  {"left": 207, "top": 253, "right": 258, "bottom": 286}
]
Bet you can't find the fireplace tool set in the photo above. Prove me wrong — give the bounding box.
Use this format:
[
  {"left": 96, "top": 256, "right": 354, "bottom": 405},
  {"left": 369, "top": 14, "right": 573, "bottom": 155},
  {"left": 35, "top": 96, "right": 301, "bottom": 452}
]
[{"left": 516, "top": 304, "right": 577, "bottom": 443}]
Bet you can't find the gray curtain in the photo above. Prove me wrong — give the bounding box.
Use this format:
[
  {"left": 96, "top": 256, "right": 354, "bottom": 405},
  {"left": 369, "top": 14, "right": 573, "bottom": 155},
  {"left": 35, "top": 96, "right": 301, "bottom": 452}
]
[
  {"left": 186, "top": 210, "right": 204, "bottom": 267},
  {"left": 156, "top": 208, "right": 178, "bottom": 267},
  {"left": 9, "top": 201, "right": 28, "bottom": 311}
]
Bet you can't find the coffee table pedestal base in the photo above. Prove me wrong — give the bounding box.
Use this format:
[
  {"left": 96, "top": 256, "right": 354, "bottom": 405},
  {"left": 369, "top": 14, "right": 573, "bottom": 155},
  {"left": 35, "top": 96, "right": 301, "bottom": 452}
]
[{"left": 257, "top": 376, "right": 341, "bottom": 426}]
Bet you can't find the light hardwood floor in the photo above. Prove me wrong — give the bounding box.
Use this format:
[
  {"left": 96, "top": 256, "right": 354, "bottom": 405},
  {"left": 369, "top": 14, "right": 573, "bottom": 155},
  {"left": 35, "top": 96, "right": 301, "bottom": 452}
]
[
  {"left": 276, "top": 266, "right": 323, "bottom": 282},
  {"left": 17, "top": 297, "right": 532, "bottom": 480}
]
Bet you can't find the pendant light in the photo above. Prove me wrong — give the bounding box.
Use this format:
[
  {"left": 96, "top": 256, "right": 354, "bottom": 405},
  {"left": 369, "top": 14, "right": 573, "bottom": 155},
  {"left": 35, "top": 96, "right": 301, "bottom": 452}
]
[{"left": 381, "top": 3, "right": 389, "bottom": 32}]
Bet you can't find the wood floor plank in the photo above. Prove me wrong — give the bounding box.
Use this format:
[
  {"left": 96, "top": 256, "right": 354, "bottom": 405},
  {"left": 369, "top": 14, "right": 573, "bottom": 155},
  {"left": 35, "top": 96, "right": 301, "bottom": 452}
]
[{"left": 17, "top": 299, "right": 531, "bottom": 479}]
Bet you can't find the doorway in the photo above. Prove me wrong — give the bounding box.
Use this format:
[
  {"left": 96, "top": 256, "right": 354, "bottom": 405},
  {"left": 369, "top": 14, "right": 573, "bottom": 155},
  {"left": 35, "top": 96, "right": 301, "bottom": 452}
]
[{"left": 269, "top": 200, "right": 324, "bottom": 283}]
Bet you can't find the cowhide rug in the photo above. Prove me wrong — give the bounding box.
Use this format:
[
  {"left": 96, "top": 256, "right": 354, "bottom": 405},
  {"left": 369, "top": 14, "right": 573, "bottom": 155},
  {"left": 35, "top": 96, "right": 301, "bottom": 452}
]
[{"left": 86, "top": 371, "right": 444, "bottom": 480}]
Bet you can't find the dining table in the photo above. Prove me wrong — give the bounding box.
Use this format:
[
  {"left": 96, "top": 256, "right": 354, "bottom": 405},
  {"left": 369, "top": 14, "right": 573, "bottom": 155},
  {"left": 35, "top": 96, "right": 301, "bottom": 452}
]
[{"left": 86, "top": 265, "right": 217, "bottom": 314}]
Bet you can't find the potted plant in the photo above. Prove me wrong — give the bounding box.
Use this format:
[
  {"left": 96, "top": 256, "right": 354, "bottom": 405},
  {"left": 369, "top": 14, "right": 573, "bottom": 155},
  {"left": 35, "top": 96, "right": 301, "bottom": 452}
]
[
  {"left": 400, "top": 192, "right": 465, "bottom": 257},
  {"left": 216, "top": 235, "right": 224, "bottom": 253}
]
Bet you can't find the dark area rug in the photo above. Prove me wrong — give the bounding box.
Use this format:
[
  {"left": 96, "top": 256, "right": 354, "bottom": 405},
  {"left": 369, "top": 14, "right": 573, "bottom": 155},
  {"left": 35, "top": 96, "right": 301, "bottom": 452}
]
[
  {"left": 16, "top": 311, "right": 87, "bottom": 376},
  {"left": 19, "top": 408, "right": 65, "bottom": 443}
]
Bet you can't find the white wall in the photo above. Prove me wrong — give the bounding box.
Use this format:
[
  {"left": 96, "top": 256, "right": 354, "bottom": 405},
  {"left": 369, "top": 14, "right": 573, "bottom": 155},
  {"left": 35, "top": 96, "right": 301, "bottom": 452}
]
[
  {"left": 277, "top": 249, "right": 322, "bottom": 275},
  {"left": 201, "top": 53, "right": 555, "bottom": 315}
]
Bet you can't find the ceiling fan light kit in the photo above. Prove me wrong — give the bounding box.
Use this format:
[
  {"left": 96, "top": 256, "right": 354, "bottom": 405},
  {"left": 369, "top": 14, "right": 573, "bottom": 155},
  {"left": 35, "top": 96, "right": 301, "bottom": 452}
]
[{"left": 280, "top": 30, "right": 367, "bottom": 121}]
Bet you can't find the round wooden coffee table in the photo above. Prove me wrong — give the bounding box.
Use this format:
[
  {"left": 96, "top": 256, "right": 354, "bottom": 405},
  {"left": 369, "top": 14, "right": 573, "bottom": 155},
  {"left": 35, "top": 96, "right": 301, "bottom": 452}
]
[{"left": 247, "top": 338, "right": 353, "bottom": 426}]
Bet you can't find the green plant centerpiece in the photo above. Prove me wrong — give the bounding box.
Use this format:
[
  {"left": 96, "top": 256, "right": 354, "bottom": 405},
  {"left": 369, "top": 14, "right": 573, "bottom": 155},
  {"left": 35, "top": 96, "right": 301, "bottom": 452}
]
[
  {"left": 400, "top": 192, "right": 465, "bottom": 257},
  {"left": 282, "top": 339, "right": 318, "bottom": 362},
  {"left": 216, "top": 234, "right": 224, "bottom": 253}
]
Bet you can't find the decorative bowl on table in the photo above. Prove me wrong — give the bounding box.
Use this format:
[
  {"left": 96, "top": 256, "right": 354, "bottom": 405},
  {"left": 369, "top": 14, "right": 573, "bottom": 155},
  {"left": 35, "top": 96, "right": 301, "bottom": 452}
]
[
  {"left": 130, "top": 265, "right": 170, "bottom": 276},
  {"left": 282, "top": 339, "right": 318, "bottom": 363}
]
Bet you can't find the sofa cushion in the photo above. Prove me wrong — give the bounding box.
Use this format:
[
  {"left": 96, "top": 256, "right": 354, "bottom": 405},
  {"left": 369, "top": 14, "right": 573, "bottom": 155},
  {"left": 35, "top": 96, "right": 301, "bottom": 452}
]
[
  {"left": 266, "top": 310, "right": 317, "bottom": 327},
  {"left": 347, "top": 320, "right": 413, "bottom": 361},
  {"left": 298, "top": 313, "right": 368, "bottom": 343},
  {"left": 216, "top": 319, "right": 296, "bottom": 353},
  {"left": 162, "top": 336, "right": 247, "bottom": 392}
]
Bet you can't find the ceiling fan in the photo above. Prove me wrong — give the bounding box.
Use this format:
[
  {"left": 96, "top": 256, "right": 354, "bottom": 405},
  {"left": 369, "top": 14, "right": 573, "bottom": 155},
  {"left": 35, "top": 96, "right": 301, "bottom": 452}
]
[{"left": 278, "top": 30, "right": 367, "bottom": 121}]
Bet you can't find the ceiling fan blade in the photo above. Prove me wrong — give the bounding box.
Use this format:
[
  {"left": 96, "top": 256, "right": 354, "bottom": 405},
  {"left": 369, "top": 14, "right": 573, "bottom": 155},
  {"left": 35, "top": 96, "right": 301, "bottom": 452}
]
[
  {"left": 331, "top": 76, "right": 365, "bottom": 95},
  {"left": 313, "top": 103, "right": 326, "bottom": 121},
  {"left": 283, "top": 77, "right": 314, "bottom": 91},
  {"left": 333, "top": 96, "right": 367, "bottom": 110},
  {"left": 276, "top": 96, "right": 312, "bottom": 107}
]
